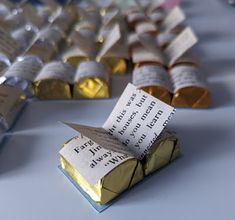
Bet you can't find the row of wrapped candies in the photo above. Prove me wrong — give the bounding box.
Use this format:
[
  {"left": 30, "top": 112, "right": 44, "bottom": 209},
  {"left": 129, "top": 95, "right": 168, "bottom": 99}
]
[
  {"left": 0, "top": 0, "right": 83, "bottom": 144},
  {"left": 0, "top": 0, "right": 52, "bottom": 145},
  {"left": 0, "top": 0, "right": 132, "bottom": 101},
  {"left": 127, "top": 2, "right": 211, "bottom": 108}
]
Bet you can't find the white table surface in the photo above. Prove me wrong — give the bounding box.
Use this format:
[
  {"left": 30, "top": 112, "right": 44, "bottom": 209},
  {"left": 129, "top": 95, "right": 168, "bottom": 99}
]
[{"left": 1, "top": 0, "right": 235, "bottom": 219}]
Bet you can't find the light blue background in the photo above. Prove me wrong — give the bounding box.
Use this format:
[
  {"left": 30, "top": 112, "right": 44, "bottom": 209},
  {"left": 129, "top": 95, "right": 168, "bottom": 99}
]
[{"left": 1, "top": 0, "right": 235, "bottom": 219}]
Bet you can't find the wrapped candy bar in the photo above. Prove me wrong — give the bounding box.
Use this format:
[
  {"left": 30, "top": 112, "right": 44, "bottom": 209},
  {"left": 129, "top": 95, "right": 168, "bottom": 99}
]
[
  {"left": 97, "top": 24, "right": 129, "bottom": 75},
  {"left": 34, "top": 61, "right": 75, "bottom": 100},
  {"left": 2, "top": 56, "right": 43, "bottom": 96},
  {"left": 132, "top": 64, "right": 172, "bottom": 105},
  {"left": 60, "top": 136, "right": 143, "bottom": 205},
  {"left": 59, "top": 84, "right": 179, "bottom": 211},
  {"left": 63, "top": 30, "right": 95, "bottom": 67},
  {"left": 97, "top": 7, "right": 127, "bottom": 44},
  {"left": 163, "top": 27, "right": 210, "bottom": 108},
  {"left": 62, "top": 46, "right": 90, "bottom": 67},
  {"left": 0, "top": 84, "right": 26, "bottom": 132},
  {"left": 73, "top": 61, "right": 109, "bottom": 99},
  {"left": 142, "top": 130, "right": 180, "bottom": 176},
  {"left": 169, "top": 60, "right": 210, "bottom": 108}
]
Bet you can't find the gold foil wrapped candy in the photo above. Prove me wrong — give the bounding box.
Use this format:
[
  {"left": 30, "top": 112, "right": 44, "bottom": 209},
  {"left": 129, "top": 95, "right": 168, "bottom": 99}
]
[
  {"left": 169, "top": 58, "right": 210, "bottom": 108},
  {"left": 34, "top": 61, "right": 74, "bottom": 100},
  {"left": 142, "top": 130, "right": 180, "bottom": 176},
  {"left": 2, "top": 55, "right": 43, "bottom": 96},
  {"left": 73, "top": 61, "right": 109, "bottom": 99},
  {"left": 0, "top": 84, "right": 25, "bottom": 131},
  {"left": 62, "top": 46, "right": 90, "bottom": 67},
  {"left": 60, "top": 137, "right": 144, "bottom": 205},
  {"left": 98, "top": 56, "right": 128, "bottom": 75},
  {"left": 97, "top": 38, "right": 129, "bottom": 75},
  {"left": 132, "top": 64, "right": 172, "bottom": 105}
]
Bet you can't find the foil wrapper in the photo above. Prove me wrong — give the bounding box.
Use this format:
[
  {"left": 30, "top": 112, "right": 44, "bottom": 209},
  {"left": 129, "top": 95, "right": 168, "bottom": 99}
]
[
  {"left": 62, "top": 46, "right": 90, "bottom": 67},
  {"left": 0, "top": 84, "right": 26, "bottom": 132},
  {"left": 60, "top": 137, "right": 144, "bottom": 205},
  {"left": 169, "top": 64, "right": 210, "bottom": 108},
  {"left": 34, "top": 61, "right": 75, "bottom": 100},
  {"left": 99, "top": 57, "right": 128, "bottom": 75},
  {"left": 142, "top": 86, "right": 171, "bottom": 105},
  {"left": 142, "top": 130, "right": 180, "bottom": 176},
  {"left": 2, "top": 55, "right": 43, "bottom": 97},
  {"left": 73, "top": 61, "right": 109, "bottom": 99},
  {"left": 132, "top": 64, "right": 172, "bottom": 105}
]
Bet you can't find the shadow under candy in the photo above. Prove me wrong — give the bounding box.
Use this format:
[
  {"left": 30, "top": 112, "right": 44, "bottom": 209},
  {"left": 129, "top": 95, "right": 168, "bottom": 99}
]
[{"left": 0, "top": 133, "right": 39, "bottom": 176}]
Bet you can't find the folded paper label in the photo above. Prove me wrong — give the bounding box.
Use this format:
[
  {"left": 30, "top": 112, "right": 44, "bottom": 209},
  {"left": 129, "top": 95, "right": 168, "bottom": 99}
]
[
  {"left": 165, "top": 27, "right": 198, "bottom": 65},
  {"left": 161, "top": 6, "right": 185, "bottom": 32},
  {"left": 96, "top": 24, "right": 121, "bottom": 60},
  {"left": 170, "top": 65, "right": 207, "bottom": 92},
  {"left": 35, "top": 61, "right": 74, "bottom": 83},
  {"left": 135, "top": 21, "right": 157, "bottom": 35},
  {"left": 103, "top": 83, "right": 175, "bottom": 159},
  {"left": 75, "top": 61, "right": 106, "bottom": 81},
  {"left": 133, "top": 65, "right": 171, "bottom": 90},
  {"left": 4, "top": 56, "right": 43, "bottom": 81},
  {"left": 60, "top": 83, "right": 175, "bottom": 185},
  {"left": 60, "top": 136, "right": 133, "bottom": 185}
]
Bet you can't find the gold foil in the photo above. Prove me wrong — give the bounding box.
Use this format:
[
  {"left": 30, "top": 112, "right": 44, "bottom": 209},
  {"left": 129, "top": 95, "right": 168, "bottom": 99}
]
[
  {"left": 171, "top": 86, "right": 210, "bottom": 108},
  {"left": 142, "top": 86, "right": 172, "bottom": 105},
  {"left": 99, "top": 57, "right": 127, "bottom": 75},
  {"left": 73, "top": 77, "right": 109, "bottom": 99},
  {"left": 170, "top": 58, "right": 210, "bottom": 108},
  {"left": 73, "top": 61, "right": 109, "bottom": 99},
  {"left": 34, "top": 79, "right": 71, "bottom": 100},
  {"left": 60, "top": 143, "right": 144, "bottom": 205},
  {"left": 142, "top": 131, "right": 180, "bottom": 176}
]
